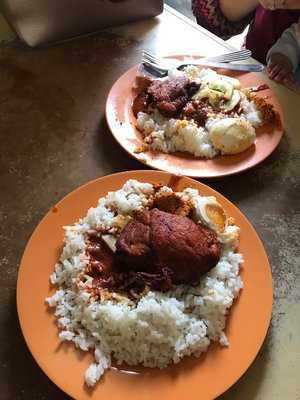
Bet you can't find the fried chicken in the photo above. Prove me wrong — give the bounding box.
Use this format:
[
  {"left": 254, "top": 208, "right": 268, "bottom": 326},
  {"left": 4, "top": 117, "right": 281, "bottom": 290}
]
[
  {"left": 152, "top": 191, "right": 192, "bottom": 217},
  {"left": 132, "top": 75, "right": 200, "bottom": 118},
  {"left": 116, "top": 208, "right": 221, "bottom": 285},
  {"left": 147, "top": 76, "right": 199, "bottom": 117},
  {"left": 181, "top": 99, "right": 214, "bottom": 126},
  {"left": 252, "top": 95, "right": 277, "bottom": 124}
]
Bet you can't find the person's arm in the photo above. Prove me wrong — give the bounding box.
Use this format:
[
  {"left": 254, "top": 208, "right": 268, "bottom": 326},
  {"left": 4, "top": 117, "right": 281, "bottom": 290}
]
[
  {"left": 267, "top": 21, "right": 300, "bottom": 83},
  {"left": 192, "top": 0, "right": 255, "bottom": 39},
  {"left": 267, "top": 22, "right": 300, "bottom": 71},
  {"left": 219, "top": 0, "right": 258, "bottom": 21}
]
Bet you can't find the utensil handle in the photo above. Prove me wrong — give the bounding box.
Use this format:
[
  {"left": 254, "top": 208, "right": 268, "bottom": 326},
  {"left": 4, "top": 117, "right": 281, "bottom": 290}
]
[{"left": 187, "top": 62, "right": 264, "bottom": 72}]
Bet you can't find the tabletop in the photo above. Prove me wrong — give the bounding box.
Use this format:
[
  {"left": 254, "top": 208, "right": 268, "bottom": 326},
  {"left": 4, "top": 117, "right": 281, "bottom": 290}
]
[{"left": 0, "top": 5, "right": 299, "bottom": 400}]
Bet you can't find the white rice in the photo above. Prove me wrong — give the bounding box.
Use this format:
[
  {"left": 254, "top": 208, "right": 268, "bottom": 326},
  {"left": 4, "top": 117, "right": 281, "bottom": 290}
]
[
  {"left": 136, "top": 67, "right": 262, "bottom": 158},
  {"left": 46, "top": 180, "right": 243, "bottom": 386}
]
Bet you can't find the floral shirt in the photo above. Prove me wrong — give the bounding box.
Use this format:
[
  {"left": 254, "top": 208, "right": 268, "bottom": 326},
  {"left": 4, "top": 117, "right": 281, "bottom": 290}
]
[{"left": 192, "top": 0, "right": 253, "bottom": 40}]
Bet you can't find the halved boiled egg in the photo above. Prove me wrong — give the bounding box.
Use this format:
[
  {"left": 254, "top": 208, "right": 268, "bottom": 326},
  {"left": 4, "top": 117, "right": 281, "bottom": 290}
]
[
  {"left": 194, "top": 196, "right": 227, "bottom": 233},
  {"left": 209, "top": 117, "right": 256, "bottom": 155}
]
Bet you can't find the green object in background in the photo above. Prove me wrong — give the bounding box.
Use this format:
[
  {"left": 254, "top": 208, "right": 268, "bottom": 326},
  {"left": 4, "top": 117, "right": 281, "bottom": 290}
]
[{"left": 0, "top": 13, "right": 15, "bottom": 41}]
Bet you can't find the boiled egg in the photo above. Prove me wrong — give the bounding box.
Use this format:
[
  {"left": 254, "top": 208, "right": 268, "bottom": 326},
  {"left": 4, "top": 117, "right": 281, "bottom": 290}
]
[
  {"left": 209, "top": 117, "right": 256, "bottom": 155},
  {"left": 194, "top": 196, "right": 227, "bottom": 233}
]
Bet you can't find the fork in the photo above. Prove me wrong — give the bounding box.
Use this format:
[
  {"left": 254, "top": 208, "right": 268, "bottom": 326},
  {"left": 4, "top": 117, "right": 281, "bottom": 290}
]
[
  {"left": 142, "top": 50, "right": 264, "bottom": 76},
  {"left": 143, "top": 49, "right": 252, "bottom": 64}
]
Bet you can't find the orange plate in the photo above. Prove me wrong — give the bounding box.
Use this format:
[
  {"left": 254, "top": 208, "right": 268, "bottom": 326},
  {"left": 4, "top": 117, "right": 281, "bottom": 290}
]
[
  {"left": 106, "top": 55, "right": 284, "bottom": 178},
  {"left": 17, "top": 170, "right": 273, "bottom": 400}
]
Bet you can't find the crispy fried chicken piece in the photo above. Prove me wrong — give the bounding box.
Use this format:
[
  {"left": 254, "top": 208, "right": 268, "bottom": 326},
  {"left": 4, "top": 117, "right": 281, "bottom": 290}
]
[
  {"left": 152, "top": 191, "right": 192, "bottom": 217},
  {"left": 252, "top": 95, "right": 276, "bottom": 124},
  {"left": 115, "top": 211, "right": 153, "bottom": 271},
  {"left": 116, "top": 208, "right": 221, "bottom": 285},
  {"left": 134, "top": 75, "right": 153, "bottom": 92},
  {"left": 181, "top": 99, "right": 214, "bottom": 126},
  {"left": 147, "top": 76, "right": 200, "bottom": 117},
  {"left": 150, "top": 209, "right": 220, "bottom": 283}
]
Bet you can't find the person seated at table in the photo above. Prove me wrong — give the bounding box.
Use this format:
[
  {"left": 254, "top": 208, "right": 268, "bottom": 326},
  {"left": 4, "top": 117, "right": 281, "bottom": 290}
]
[
  {"left": 192, "top": 0, "right": 300, "bottom": 65},
  {"left": 266, "top": 18, "right": 300, "bottom": 85}
]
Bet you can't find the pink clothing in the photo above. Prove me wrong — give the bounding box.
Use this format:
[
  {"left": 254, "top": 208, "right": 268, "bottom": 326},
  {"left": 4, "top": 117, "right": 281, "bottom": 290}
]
[
  {"left": 192, "top": 0, "right": 300, "bottom": 64},
  {"left": 246, "top": 8, "right": 300, "bottom": 64}
]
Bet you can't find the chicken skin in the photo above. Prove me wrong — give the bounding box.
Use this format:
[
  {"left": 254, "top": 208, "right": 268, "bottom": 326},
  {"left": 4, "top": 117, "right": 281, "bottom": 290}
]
[{"left": 116, "top": 208, "right": 221, "bottom": 285}]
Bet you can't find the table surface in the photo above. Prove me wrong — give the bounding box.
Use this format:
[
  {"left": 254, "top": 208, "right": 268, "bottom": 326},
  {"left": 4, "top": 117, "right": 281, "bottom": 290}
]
[{"left": 0, "top": 5, "right": 299, "bottom": 400}]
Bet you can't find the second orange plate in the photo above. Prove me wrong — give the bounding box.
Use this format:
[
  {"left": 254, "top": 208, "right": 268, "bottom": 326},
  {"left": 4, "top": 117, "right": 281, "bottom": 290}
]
[
  {"left": 106, "top": 55, "right": 284, "bottom": 178},
  {"left": 17, "top": 170, "right": 273, "bottom": 400}
]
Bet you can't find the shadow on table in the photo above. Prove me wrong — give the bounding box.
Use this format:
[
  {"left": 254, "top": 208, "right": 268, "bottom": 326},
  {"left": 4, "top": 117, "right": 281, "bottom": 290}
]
[
  {"left": 1, "top": 290, "right": 69, "bottom": 399},
  {"left": 206, "top": 133, "right": 292, "bottom": 204},
  {"left": 93, "top": 117, "right": 146, "bottom": 174}
]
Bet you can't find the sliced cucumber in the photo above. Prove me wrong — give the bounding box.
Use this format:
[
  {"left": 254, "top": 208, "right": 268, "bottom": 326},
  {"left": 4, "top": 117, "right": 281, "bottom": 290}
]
[
  {"left": 221, "top": 90, "right": 241, "bottom": 112},
  {"left": 220, "top": 75, "right": 241, "bottom": 89}
]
